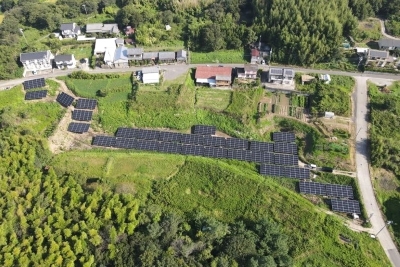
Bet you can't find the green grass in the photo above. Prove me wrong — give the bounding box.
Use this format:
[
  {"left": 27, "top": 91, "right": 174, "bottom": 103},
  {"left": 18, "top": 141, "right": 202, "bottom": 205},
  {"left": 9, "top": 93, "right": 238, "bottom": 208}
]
[
  {"left": 195, "top": 88, "right": 231, "bottom": 111},
  {"left": 190, "top": 50, "right": 247, "bottom": 64},
  {"left": 0, "top": 86, "right": 24, "bottom": 110},
  {"left": 354, "top": 18, "right": 382, "bottom": 43},
  {"left": 45, "top": 79, "right": 60, "bottom": 96},
  {"left": 59, "top": 44, "right": 93, "bottom": 60}
]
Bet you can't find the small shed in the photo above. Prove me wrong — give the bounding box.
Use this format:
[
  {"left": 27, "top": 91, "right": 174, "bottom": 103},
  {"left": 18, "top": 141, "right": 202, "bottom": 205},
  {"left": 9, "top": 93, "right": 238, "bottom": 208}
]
[
  {"left": 319, "top": 74, "right": 331, "bottom": 84},
  {"left": 301, "top": 75, "right": 315, "bottom": 85},
  {"left": 142, "top": 66, "right": 160, "bottom": 84},
  {"left": 176, "top": 50, "right": 187, "bottom": 62},
  {"left": 325, "top": 112, "right": 334, "bottom": 119}
]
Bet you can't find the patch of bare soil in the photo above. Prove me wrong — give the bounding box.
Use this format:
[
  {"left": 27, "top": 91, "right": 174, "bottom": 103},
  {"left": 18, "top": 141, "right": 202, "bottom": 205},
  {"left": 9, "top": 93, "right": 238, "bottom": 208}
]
[
  {"left": 215, "top": 131, "right": 232, "bottom": 138},
  {"left": 373, "top": 168, "right": 399, "bottom": 191}
]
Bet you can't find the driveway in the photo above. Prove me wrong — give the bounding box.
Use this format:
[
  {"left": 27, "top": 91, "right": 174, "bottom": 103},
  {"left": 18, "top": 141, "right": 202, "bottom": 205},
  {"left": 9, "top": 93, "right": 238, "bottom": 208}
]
[{"left": 355, "top": 77, "right": 400, "bottom": 267}]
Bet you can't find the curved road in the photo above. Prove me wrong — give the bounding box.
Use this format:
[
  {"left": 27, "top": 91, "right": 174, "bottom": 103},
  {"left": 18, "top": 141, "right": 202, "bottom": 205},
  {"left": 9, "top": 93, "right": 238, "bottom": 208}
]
[
  {"left": 380, "top": 19, "right": 400, "bottom": 40},
  {"left": 1, "top": 65, "right": 400, "bottom": 266}
]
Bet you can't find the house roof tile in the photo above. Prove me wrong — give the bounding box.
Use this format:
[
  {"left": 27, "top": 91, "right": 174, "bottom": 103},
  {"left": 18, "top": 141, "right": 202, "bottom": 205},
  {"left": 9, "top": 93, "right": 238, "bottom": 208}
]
[
  {"left": 158, "top": 51, "right": 175, "bottom": 60},
  {"left": 54, "top": 54, "right": 73, "bottom": 62},
  {"left": 379, "top": 38, "right": 400, "bottom": 48},
  {"left": 20, "top": 51, "right": 50, "bottom": 62},
  {"left": 368, "top": 49, "right": 389, "bottom": 58},
  {"left": 195, "top": 66, "right": 232, "bottom": 79}
]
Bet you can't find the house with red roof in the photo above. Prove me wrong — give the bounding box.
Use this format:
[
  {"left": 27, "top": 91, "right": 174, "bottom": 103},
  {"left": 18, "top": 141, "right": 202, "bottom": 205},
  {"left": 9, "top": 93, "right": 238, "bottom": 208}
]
[{"left": 195, "top": 66, "right": 232, "bottom": 87}]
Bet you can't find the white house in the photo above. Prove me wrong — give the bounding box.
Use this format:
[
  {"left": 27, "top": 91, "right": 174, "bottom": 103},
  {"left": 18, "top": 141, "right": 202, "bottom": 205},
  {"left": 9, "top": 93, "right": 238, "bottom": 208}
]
[
  {"left": 54, "top": 54, "right": 76, "bottom": 69},
  {"left": 60, "top": 23, "right": 81, "bottom": 38},
  {"left": 113, "top": 47, "right": 128, "bottom": 68},
  {"left": 268, "top": 68, "right": 295, "bottom": 85},
  {"left": 20, "top": 50, "right": 54, "bottom": 73},
  {"left": 142, "top": 66, "right": 160, "bottom": 84}
]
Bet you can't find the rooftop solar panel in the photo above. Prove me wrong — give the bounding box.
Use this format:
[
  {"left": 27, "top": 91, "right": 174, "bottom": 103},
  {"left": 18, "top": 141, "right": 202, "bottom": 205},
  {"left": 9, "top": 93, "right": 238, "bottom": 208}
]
[
  {"left": 273, "top": 142, "right": 298, "bottom": 154},
  {"left": 203, "top": 136, "right": 226, "bottom": 147},
  {"left": 192, "top": 125, "right": 217, "bottom": 135},
  {"left": 92, "top": 136, "right": 116, "bottom": 147},
  {"left": 57, "top": 92, "right": 75, "bottom": 107},
  {"left": 270, "top": 68, "right": 283, "bottom": 75},
  {"left": 225, "top": 138, "right": 249, "bottom": 150},
  {"left": 25, "top": 90, "right": 47, "bottom": 100},
  {"left": 68, "top": 122, "right": 90, "bottom": 133},
  {"left": 76, "top": 98, "right": 97, "bottom": 110},
  {"left": 272, "top": 132, "right": 296, "bottom": 143},
  {"left": 249, "top": 141, "right": 274, "bottom": 152},
  {"left": 331, "top": 199, "right": 361, "bottom": 214},
  {"left": 274, "top": 153, "right": 299, "bottom": 166},
  {"left": 72, "top": 110, "right": 93, "bottom": 121}
]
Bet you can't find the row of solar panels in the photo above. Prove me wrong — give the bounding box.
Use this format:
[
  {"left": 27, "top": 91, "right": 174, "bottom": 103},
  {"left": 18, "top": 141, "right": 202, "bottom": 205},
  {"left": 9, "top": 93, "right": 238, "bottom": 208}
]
[
  {"left": 56, "top": 92, "right": 97, "bottom": 110},
  {"left": 299, "top": 181, "right": 354, "bottom": 199},
  {"left": 331, "top": 199, "right": 360, "bottom": 214},
  {"left": 259, "top": 164, "right": 310, "bottom": 179},
  {"left": 25, "top": 90, "right": 48, "bottom": 100},
  {"left": 92, "top": 136, "right": 299, "bottom": 165},
  {"left": 115, "top": 128, "right": 297, "bottom": 154},
  {"left": 23, "top": 78, "right": 45, "bottom": 90}
]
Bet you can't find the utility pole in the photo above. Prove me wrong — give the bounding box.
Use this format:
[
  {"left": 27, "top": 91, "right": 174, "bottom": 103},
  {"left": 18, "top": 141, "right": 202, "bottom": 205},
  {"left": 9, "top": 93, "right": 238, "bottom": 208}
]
[
  {"left": 19, "top": 29, "right": 28, "bottom": 44},
  {"left": 371, "top": 221, "right": 393, "bottom": 238}
]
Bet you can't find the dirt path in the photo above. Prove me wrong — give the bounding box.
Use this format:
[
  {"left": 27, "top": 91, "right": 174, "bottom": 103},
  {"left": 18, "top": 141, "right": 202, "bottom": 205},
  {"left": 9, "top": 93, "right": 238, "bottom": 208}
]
[{"left": 47, "top": 79, "right": 93, "bottom": 154}]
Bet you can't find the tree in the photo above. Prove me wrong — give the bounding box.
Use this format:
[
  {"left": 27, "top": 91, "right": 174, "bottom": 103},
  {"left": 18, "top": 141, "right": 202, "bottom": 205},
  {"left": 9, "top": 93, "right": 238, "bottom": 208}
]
[{"left": 201, "top": 23, "right": 225, "bottom": 51}]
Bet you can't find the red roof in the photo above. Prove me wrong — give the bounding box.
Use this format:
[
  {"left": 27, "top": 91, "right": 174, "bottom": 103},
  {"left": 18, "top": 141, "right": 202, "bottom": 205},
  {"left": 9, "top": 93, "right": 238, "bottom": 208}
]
[
  {"left": 195, "top": 66, "right": 232, "bottom": 79},
  {"left": 251, "top": 49, "right": 260, "bottom": 57}
]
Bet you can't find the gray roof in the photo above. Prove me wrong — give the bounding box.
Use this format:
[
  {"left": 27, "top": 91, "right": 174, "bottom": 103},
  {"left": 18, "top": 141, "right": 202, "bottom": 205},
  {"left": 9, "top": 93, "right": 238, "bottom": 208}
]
[
  {"left": 379, "top": 38, "right": 400, "bottom": 48},
  {"left": 369, "top": 49, "right": 389, "bottom": 58},
  {"left": 60, "top": 23, "right": 75, "bottom": 31},
  {"left": 127, "top": 48, "right": 143, "bottom": 55},
  {"left": 115, "top": 38, "right": 124, "bottom": 44},
  {"left": 142, "top": 52, "right": 158, "bottom": 60},
  {"left": 142, "top": 66, "right": 159, "bottom": 74},
  {"left": 216, "top": 75, "right": 231, "bottom": 81},
  {"left": 244, "top": 63, "right": 258, "bottom": 73},
  {"left": 158, "top": 51, "right": 175, "bottom": 60},
  {"left": 86, "top": 23, "right": 103, "bottom": 32},
  {"left": 103, "top": 23, "right": 119, "bottom": 34},
  {"left": 20, "top": 51, "right": 50, "bottom": 62},
  {"left": 74, "top": 26, "right": 81, "bottom": 33},
  {"left": 177, "top": 49, "right": 187, "bottom": 59},
  {"left": 283, "top": 69, "right": 294, "bottom": 77},
  {"left": 54, "top": 54, "right": 73, "bottom": 62},
  {"left": 269, "top": 68, "right": 283, "bottom": 75}
]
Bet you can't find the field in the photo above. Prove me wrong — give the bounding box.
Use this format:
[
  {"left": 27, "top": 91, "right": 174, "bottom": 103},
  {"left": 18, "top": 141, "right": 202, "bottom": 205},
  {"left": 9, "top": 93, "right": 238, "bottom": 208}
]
[
  {"left": 190, "top": 50, "right": 247, "bottom": 64},
  {"left": 59, "top": 44, "right": 93, "bottom": 61},
  {"left": 195, "top": 88, "right": 232, "bottom": 111}
]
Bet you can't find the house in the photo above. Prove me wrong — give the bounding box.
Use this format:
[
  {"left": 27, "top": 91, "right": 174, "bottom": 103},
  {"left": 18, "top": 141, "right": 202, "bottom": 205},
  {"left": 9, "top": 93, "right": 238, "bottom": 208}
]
[
  {"left": 378, "top": 38, "right": 400, "bottom": 50},
  {"left": 142, "top": 66, "right": 160, "bottom": 84},
  {"left": 60, "top": 23, "right": 81, "bottom": 38},
  {"left": 237, "top": 64, "right": 258, "bottom": 79},
  {"left": 113, "top": 47, "right": 128, "bottom": 68},
  {"left": 268, "top": 68, "right": 295, "bottom": 85},
  {"left": 319, "top": 74, "right": 331, "bottom": 84},
  {"left": 86, "top": 23, "right": 120, "bottom": 35},
  {"left": 54, "top": 54, "right": 76, "bottom": 69},
  {"left": 124, "top": 26, "right": 134, "bottom": 36},
  {"left": 115, "top": 38, "right": 124, "bottom": 47},
  {"left": 127, "top": 48, "right": 143, "bottom": 60},
  {"left": 20, "top": 50, "right": 54, "bottom": 72},
  {"left": 158, "top": 51, "right": 175, "bottom": 63},
  {"left": 94, "top": 38, "right": 117, "bottom": 65},
  {"left": 367, "top": 49, "right": 389, "bottom": 61},
  {"left": 176, "top": 50, "right": 187, "bottom": 62},
  {"left": 250, "top": 40, "right": 271, "bottom": 64},
  {"left": 195, "top": 66, "right": 233, "bottom": 87},
  {"left": 142, "top": 52, "right": 158, "bottom": 62},
  {"left": 251, "top": 49, "right": 261, "bottom": 64}
]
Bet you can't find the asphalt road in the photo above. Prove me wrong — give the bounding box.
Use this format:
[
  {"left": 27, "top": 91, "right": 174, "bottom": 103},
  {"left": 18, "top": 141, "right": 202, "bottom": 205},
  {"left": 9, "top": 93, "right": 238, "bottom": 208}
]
[{"left": 1, "top": 64, "right": 400, "bottom": 265}]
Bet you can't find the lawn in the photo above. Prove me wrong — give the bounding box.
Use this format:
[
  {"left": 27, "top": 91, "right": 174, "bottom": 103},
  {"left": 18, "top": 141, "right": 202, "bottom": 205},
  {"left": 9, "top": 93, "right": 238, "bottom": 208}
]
[
  {"left": 59, "top": 44, "right": 93, "bottom": 61},
  {"left": 195, "top": 88, "right": 232, "bottom": 111},
  {"left": 190, "top": 49, "right": 247, "bottom": 64}
]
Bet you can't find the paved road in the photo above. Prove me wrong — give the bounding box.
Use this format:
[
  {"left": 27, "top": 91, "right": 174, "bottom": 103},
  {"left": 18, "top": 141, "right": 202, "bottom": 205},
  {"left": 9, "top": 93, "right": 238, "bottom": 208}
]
[
  {"left": 355, "top": 77, "right": 400, "bottom": 267},
  {"left": 1, "top": 63, "right": 400, "bottom": 265},
  {"left": 380, "top": 19, "right": 400, "bottom": 40}
]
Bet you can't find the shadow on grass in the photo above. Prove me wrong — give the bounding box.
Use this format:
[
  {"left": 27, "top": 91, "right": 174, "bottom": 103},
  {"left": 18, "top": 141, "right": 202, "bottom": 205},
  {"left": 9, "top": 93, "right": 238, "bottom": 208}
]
[
  {"left": 383, "top": 196, "right": 400, "bottom": 245},
  {"left": 366, "top": 41, "right": 379, "bottom": 50}
]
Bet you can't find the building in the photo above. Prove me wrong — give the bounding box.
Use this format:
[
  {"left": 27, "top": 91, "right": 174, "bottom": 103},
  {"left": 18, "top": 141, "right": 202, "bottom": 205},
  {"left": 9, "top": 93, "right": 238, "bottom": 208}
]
[
  {"left": 158, "top": 51, "right": 175, "bottom": 63},
  {"left": 86, "top": 23, "right": 120, "bottom": 35},
  {"left": 378, "top": 38, "right": 400, "bottom": 50},
  {"left": 94, "top": 38, "right": 117, "bottom": 55},
  {"left": 142, "top": 66, "right": 160, "bottom": 84},
  {"left": 127, "top": 48, "right": 143, "bottom": 60},
  {"left": 115, "top": 38, "right": 124, "bottom": 47},
  {"left": 142, "top": 52, "right": 158, "bottom": 63},
  {"left": 54, "top": 54, "right": 76, "bottom": 69},
  {"left": 113, "top": 47, "right": 128, "bottom": 68},
  {"left": 195, "top": 66, "right": 233, "bottom": 87},
  {"left": 319, "top": 74, "right": 331, "bottom": 84},
  {"left": 367, "top": 49, "right": 389, "bottom": 61},
  {"left": 268, "top": 68, "right": 295, "bottom": 85},
  {"left": 237, "top": 64, "right": 258, "bottom": 79},
  {"left": 176, "top": 50, "right": 187, "bottom": 62},
  {"left": 20, "top": 50, "right": 54, "bottom": 72},
  {"left": 250, "top": 40, "right": 271, "bottom": 64},
  {"left": 60, "top": 23, "right": 81, "bottom": 38}
]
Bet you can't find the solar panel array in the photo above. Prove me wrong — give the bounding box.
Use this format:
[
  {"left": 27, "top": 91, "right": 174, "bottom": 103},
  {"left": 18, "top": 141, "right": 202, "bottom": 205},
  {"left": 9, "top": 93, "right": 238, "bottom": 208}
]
[
  {"left": 274, "top": 153, "right": 298, "bottom": 166},
  {"left": 331, "top": 199, "right": 361, "bottom": 214},
  {"left": 57, "top": 92, "right": 75, "bottom": 107},
  {"left": 25, "top": 90, "right": 47, "bottom": 100},
  {"left": 249, "top": 141, "right": 274, "bottom": 152},
  {"left": 272, "top": 132, "right": 296, "bottom": 143},
  {"left": 76, "top": 98, "right": 97, "bottom": 110},
  {"left": 92, "top": 136, "right": 116, "bottom": 147},
  {"left": 68, "top": 122, "right": 90, "bottom": 133},
  {"left": 72, "top": 110, "right": 93, "bottom": 121},
  {"left": 299, "top": 181, "right": 354, "bottom": 199},
  {"left": 260, "top": 164, "right": 310, "bottom": 179},
  {"left": 23, "top": 78, "right": 45, "bottom": 90},
  {"left": 192, "top": 125, "right": 216, "bottom": 135},
  {"left": 273, "top": 142, "right": 298, "bottom": 154}
]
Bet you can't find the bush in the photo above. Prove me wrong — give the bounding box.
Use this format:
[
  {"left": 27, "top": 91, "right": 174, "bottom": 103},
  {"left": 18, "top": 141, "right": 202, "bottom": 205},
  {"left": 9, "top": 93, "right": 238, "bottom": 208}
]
[{"left": 69, "top": 71, "right": 122, "bottom": 80}]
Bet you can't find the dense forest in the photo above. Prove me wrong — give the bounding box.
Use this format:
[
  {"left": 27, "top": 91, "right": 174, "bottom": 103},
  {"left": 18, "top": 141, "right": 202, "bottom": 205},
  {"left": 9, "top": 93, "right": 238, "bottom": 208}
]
[{"left": 0, "top": 0, "right": 399, "bottom": 79}]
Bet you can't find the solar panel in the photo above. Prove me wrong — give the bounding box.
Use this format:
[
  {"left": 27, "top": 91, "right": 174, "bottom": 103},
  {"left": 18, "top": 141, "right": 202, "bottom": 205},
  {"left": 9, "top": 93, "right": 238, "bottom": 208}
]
[
  {"left": 325, "top": 184, "right": 354, "bottom": 199},
  {"left": 260, "top": 165, "right": 309, "bottom": 179},
  {"left": 158, "top": 132, "right": 182, "bottom": 142},
  {"left": 270, "top": 68, "right": 283, "bottom": 75},
  {"left": 203, "top": 146, "right": 227, "bottom": 158},
  {"left": 115, "top": 127, "right": 140, "bottom": 138},
  {"left": 249, "top": 141, "right": 274, "bottom": 152},
  {"left": 92, "top": 136, "right": 116, "bottom": 147},
  {"left": 299, "top": 181, "right": 326, "bottom": 196},
  {"left": 331, "top": 199, "right": 361, "bottom": 214},
  {"left": 72, "top": 110, "right": 93, "bottom": 121},
  {"left": 225, "top": 138, "right": 249, "bottom": 150},
  {"left": 181, "top": 144, "right": 196, "bottom": 155},
  {"left": 23, "top": 78, "right": 45, "bottom": 90},
  {"left": 272, "top": 132, "right": 296, "bottom": 143},
  {"left": 259, "top": 164, "right": 283, "bottom": 177},
  {"left": 25, "top": 90, "right": 47, "bottom": 100},
  {"left": 203, "top": 136, "right": 226, "bottom": 147},
  {"left": 274, "top": 153, "right": 299, "bottom": 166},
  {"left": 226, "top": 149, "right": 252, "bottom": 161},
  {"left": 251, "top": 150, "right": 262, "bottom": 163},
  {"left": 115, "top": 138, "right": 137, "bottom": 149},
  {"left": 57, "top": 92, "right": 75, "bottom": 107},
  {"left": 192, "top": 125, "right": 217, "bottom": 135},
  {"left": 136, "top": 139, "right": 159, "bottom": 151},
  {"left": 68, "top": 122, "right": 90, "bottom": 133},
  {"left": 179, "top": 134, "right": 204, "bottom": 145},
  {"left": 76, "top": 98, "right": 97, "bottom": 110},
  {"left": 273, "top": 142, "right": 298, "bottom": 154},
  {"left": 261, "top": 151, "right": 274, "bottom": 164},
  {"left": 136, "top": 129, "right": 160, "bottom": 140}
]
